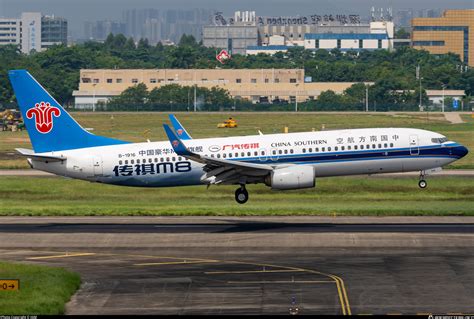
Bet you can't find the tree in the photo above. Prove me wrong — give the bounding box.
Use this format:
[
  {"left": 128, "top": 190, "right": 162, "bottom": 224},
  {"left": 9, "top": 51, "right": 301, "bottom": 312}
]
[{"left": 395, "top": 28, "right": 411, "bottom": 39}]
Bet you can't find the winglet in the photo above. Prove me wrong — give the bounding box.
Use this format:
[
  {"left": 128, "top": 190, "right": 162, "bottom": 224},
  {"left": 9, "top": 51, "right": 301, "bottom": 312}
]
[
  {"left": 168, "top": 114, "right": 192, "bottom": 140},
  {"left": 163, "top": 124, "right": 193, "bottom": 156}
]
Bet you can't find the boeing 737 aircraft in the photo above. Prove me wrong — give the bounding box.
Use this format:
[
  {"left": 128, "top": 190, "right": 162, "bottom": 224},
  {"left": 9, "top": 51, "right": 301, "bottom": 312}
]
[{"left": 8, "top": 70, "right": 469, "bottom": 203}]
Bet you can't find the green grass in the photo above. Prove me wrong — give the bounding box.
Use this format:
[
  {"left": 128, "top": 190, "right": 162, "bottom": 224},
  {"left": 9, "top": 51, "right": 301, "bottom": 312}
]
[
  {"left": 0, "top": 261, "right": 81, "bottom": 315},
  {"left": 1, "top": 176, "right": 473, "bottom": 216},
  {"left": 1, "top": 112, "right": 472, "bottom": 169}
]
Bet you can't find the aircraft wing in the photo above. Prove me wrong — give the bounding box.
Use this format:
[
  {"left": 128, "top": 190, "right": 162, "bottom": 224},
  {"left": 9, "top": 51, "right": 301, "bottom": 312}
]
[
  {"left": 168, "top": 114, "right": 192, "bottom": 140},
  {"left": 16, "top": 148, "right": 66, "bottom": 162},
  {"left": 163, "top": 124, "right": 272, "bottom": 185}
]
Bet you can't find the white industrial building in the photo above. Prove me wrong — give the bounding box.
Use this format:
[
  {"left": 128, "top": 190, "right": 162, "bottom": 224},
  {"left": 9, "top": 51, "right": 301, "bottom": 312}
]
[
  {"left": 246, "top": 21, "right": 394, "bottom": 55},
  {"left": 0, "top": 12, "right": 67, "bottom": 54}
]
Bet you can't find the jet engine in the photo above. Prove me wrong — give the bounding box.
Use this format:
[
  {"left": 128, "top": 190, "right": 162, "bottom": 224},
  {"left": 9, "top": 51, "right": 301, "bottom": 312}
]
[{"left": 265, "top": 165, "right": 315, "bottom": 190}]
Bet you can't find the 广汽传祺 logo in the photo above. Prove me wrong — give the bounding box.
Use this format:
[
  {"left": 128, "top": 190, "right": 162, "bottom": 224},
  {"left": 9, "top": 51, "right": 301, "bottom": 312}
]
[{"left": 26, "top": 102, "right": 61, "bottom": 134}]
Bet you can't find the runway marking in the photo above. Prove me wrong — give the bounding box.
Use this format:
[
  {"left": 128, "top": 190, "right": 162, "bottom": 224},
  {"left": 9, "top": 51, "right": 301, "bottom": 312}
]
[
  {"left": 226, "top": 280, "right": 334, "bottom": 284},
  {"left": 26, "top": 252, "right": 96, "bottom": 260},
  {"left": 134, "top": 260, "right": 218, "bottom": 267},
  {"left": 23, "top": 249, "right": 352, "bottom": 315},
  {"left": 219, "top": 260, "right": 352, "bottom": 316},
  {"left": 205, "top": 269, "right": 305, "bottom": 275},
  {"left": 386, "top": 313, "right": 402, "bottom": 315},
  {"left": 416, "top": 313, "right": 431, "bottom": 315}
]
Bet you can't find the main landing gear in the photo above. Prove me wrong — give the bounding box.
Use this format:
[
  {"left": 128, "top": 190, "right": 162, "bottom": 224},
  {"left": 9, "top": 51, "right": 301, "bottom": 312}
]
[
  {"left": 235, "top": 185, "right": 249, "bottom": 204},
  {"left": 418, "top": 171, "right": 427, "bottom": 189}
]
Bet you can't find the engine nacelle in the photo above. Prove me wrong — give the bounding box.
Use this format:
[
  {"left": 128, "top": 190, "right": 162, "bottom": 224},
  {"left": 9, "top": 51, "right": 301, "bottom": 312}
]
[{"left": 266, "top": 165, "right": 316, "bottom": 190}]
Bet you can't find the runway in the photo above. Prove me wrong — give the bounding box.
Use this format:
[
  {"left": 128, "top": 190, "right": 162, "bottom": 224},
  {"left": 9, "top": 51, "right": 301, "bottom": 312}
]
[{"left": 0, "top": 216, "right": 473, "bottom": 315}]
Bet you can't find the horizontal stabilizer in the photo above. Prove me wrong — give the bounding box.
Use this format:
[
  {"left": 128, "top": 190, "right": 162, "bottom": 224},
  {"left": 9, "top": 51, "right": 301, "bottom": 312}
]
[{"left": 16, "top": 148, "right": 66, "bottom": 162}]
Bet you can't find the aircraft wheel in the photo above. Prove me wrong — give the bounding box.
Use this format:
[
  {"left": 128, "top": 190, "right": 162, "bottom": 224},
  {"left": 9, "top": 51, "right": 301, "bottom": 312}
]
[
  {"left": 235, "top": 187, "right": 249, "bottom": 204},
  {"left": 418, "top": 180, "right": 427, "bottom": 189}
]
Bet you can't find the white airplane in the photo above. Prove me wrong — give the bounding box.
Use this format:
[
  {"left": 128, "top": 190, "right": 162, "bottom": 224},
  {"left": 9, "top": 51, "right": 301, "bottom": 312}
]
[{"left": 9, "top": 70, "right": 469, "bottom": 204}]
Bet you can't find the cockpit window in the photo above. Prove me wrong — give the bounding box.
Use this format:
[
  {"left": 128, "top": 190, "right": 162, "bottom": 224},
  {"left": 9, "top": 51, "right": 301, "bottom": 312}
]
[{"left": 431, "top": 137, "right": 448, "bottom": 144}]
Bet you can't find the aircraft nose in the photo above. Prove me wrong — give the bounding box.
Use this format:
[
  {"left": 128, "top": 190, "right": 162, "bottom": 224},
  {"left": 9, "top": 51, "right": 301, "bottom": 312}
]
[{"left": 454, "top": 145, "right": 469, "bottom": 158}]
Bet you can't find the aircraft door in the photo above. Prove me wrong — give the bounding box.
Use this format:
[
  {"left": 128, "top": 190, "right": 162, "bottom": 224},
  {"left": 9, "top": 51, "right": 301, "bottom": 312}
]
[
  {"left": 92, "top": 156, "right": 103, "bottom": 176},
  {"left": 409, "top": 135, "right": 419, "bottom": 155}
]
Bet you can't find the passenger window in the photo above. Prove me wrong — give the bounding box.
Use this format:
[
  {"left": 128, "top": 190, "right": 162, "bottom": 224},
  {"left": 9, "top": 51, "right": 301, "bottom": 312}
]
[
  {"left": 166, "top": 157, "right": 170, "bottom": 161},
  {"left": 341, "top": 146, "right": 345, "bottom": 150},
  {"left": 247, "top": 152, "right": 251, "bottom": 156},
  {"left": 131, "top": 160, "right": 134, "bottom": 164},
  {"left": 284, "top": 150, "right": 288, "bottom": 154},
  {"left": 348, "top": 146, "right": 351, "bottom": 150},
  {"left": 254, "top": 151, "right": 258, "bottom": 156},
  {"left": 290, "top": 149, "right": 294, "bottom": 154},
  {"left": 136, "top": 159, "right": 140, "bottom": 164},
  {"left": 119, "top": 160, "right": 123, "bottom": 165},
  {"left": 149, "top": 158, "right": 152, "bottom": 163},
  {"left": 335, "top": 146, "right": 338, "bottom": 151},
  {"left": 229, "top": 153, "right": 232, "bottom": 158},
  {"left": 353, "top": 145, "right": 357, "bottom": 150},
  {"left": 315, "top": 148, "right": 318, "bottom": 152},
  {"left": 160, "top": 158, "right": 164, "bottom": 162},
  {"left": 303, "top": 148, "right": 306, "bottom": 153},
  {"left": 154, "top": 158, "right": 158, "bottom": 162},
  {"left": 272, "top": 150, "right": 276, "bottom": 155},
  {"left": 384, "top": 143, "right": 387, "bottom": 148},
  {"left": 278, "top": 150, "right": 282, "bottom": 154},
  {"left": 378, "top": 144, "right": 381, "bottom": 148},
  {"left": 360, "top": 145, "right": 364, "bottom": 150},
  {"left": 372, "top": 144, "right": 376, "bottom": 149},
  {"left": 322, "top": 147, "right": 325, "bottom": 152},
  {"left": 178, "top": 157, "right": 182, "bottom": 161},
  {"left": 235, "top": 153, "right": 238, "bottom": 157},
  {"left": 241, "top": 152, "right": 245, "bottom": 157},
  {"left": 366, "top": 144, "right": 370, "bottom": 149},
  {"left": 222, "top": 154, "right": 226, "bottom": 158},
  {"left": 261, "top": 151, "right": 265, "bottom": 155},
  {"left": 328, "top": 147, "right": 331, "bottom": 151},
  {"left": 211, "top": 154, "right": 215, "bottom": 158},
  {"left": 309, "top": 148, "right": 313, "bottom": 152},
  {"left": 171, "top": 157, "right": 175, "bottom": 161},
  {"left": 390, "top": 143, "right": 394, "bottom": 147},
  {"left": 217, "top": 154, "right": 221, "bottom": 158}
]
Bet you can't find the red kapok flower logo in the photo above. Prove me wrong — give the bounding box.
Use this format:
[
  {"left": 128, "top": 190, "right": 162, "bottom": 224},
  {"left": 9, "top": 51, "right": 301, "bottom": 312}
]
[{"left": 26, "top": 102, "right": 61, "bottom": 134}]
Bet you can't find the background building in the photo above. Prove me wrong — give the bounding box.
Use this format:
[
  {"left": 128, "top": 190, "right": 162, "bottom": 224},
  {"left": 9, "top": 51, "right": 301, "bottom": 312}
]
[
  {"left": 204, "top": 11, "right": 394, "bottom": 55},
  {"left": 0, "top": 12, "right": 67, "bottom": 53},
  {"left": 73, "top": 69, "right": 366, "bottom": 109},
  {"left": 412, "top": 9, "right": 473, "bottom": 66},
  {"left": 85, "top": 8, "right": 211, "bottom": 44}
]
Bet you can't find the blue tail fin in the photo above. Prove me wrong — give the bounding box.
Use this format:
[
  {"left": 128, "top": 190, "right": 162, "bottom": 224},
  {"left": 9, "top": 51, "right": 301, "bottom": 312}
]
[{"left": 8, "top": 70, "right": 129, "bottom": 153}]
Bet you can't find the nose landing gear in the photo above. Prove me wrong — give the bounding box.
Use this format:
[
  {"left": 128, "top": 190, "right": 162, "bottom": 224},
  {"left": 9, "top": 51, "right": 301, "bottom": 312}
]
[
  {"left": 235, "top": 185, "right": 249, "bottom": 204},
  {"left": 418, "top": 171, "right": 427, "bottom": 189}
]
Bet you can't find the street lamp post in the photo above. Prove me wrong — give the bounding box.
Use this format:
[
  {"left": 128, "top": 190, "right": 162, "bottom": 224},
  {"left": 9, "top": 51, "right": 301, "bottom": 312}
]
[
  {"left": 295, "top": 83, "right": 299, "bottom": 112},
  {"left": 365, "top": 85, "right": 369, "bottom": 112},
  {"left": 92, "top": 83, "right": 97, "bottom": 112},
  {"left": 441, "top": 84, "right": 446, "bottom": 113}
]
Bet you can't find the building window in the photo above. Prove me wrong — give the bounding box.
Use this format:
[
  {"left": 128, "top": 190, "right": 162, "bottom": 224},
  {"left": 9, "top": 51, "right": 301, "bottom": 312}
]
[
  {"left": 116, "top": 79, "right": 122, "bottom": 83},
  {"left": 274, "top": 78, "right": 280, "bottom": 83},
  {"left": 315, "top": 39, "right": 319, "bottom": 49},
  {"left": 93, "top": 79, "right": 99, "bottom": 83},
  {"left": 289, "top": 96, "right": 296, "bottom": 103},
  {"left": 150, "top": 78, "right": 157, "bottom": 83},
  {"left": 337, "top": 39, "right": 341, "bottom": 49},
  {"left": 82, "top": 78, "right": 91, "bottom": 83},
  {"left": 290, "top": 78, "right": 297, "bottom": 83},
  {"left": 378, "top": 40, "right": 382, "bottom": 49},
  {"left": 106, "top": 79, "right": 112, "bottom": 83},
  {"left": 359, "top": 39, "right": 363, "bottom": 48},
  {"left": 265, "top": 78, "right": 269, "bottom": 83},
  {"left": 412, "top": 41, "right": 445, "bottom": 46},
  {"left": 236, "top": 78, "right": 242, "bottom": 83},
  {"left": 131, "top": 79, "right": 138, "bottom": 84},
  {"left": 251, "top": 78, "right": 257, "bottom": 83}
]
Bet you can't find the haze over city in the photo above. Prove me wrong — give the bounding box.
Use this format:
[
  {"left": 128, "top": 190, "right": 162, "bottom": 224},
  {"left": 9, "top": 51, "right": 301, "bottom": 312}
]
[{"left": 0, "top": 0, "right": 471, "bottom": 39}]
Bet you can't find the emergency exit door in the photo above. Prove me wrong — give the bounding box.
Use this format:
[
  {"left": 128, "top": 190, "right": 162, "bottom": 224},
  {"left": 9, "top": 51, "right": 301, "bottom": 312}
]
[{"left": 409, "top": 135, "right": 419, "bottom": 155}]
